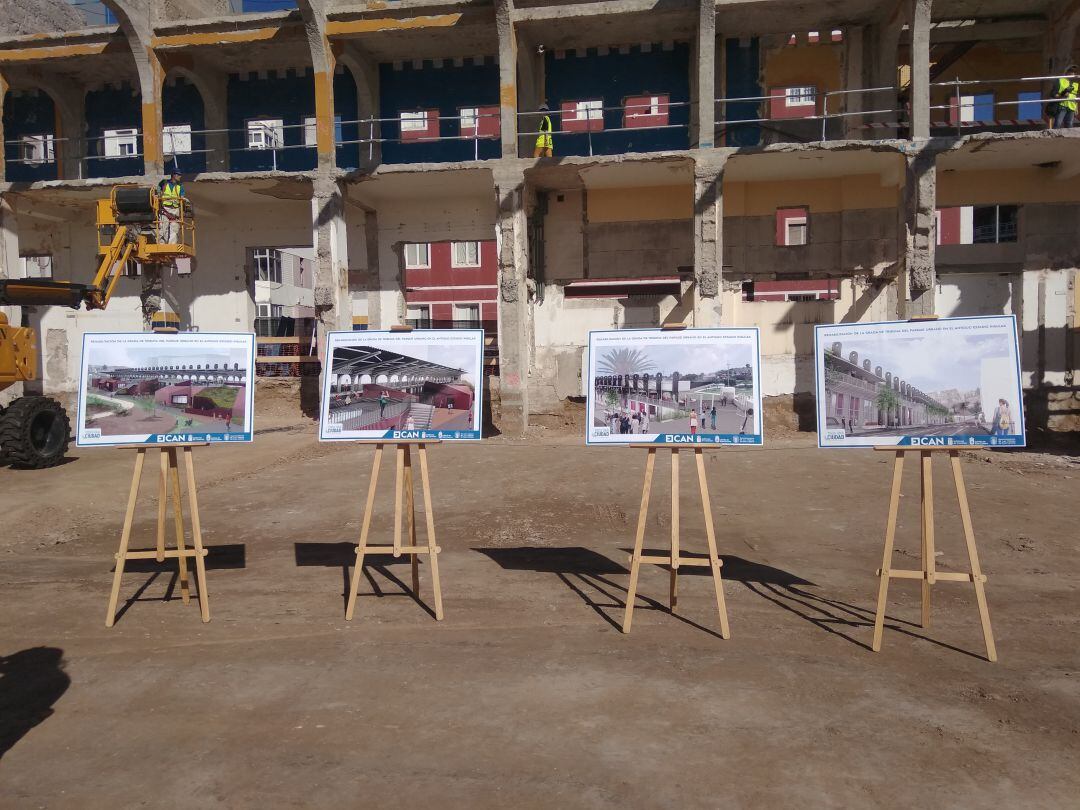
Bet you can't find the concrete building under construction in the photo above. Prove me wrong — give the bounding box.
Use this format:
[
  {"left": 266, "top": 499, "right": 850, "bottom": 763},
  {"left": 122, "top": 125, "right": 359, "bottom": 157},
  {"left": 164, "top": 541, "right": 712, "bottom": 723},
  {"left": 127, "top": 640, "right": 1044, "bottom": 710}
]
[{"left": 1, "top": 0, "right": 1078, "bottom": 435}]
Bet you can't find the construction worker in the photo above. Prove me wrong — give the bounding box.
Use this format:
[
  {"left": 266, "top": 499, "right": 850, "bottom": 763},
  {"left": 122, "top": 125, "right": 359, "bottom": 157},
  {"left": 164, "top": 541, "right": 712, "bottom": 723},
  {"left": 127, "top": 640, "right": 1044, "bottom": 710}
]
[
  {"left": 157, "top": 169, "right": 187, "bottom": 244},
  {"left": 1048, "top": 65, "right": 1079, "bottom": 129},
  {"left": 534, "top": 103, "right": 553, "bottom": 158}
]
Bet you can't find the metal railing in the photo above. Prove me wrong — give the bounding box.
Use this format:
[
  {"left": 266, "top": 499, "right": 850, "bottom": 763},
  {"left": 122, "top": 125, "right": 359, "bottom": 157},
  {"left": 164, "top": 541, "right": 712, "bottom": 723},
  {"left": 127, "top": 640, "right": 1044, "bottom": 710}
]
[
  {"left": 516, "top": 100, "right": 692, "bottom": 157},
  {"left": 930, "top": 73, "right": 1080, "bottom": 134},
  {"left": 714, "top": 86, "right": 902, "bottom": 143}
]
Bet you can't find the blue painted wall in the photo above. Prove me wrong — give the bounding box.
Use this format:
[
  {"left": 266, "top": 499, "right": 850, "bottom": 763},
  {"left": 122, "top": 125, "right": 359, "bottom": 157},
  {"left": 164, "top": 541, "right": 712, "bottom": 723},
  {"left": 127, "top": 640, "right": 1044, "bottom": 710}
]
[
  {"left": 163, "top": 77, "right": 206, "bottom": 175},
  {"left": 85, "top": 83, "right": 143, "bottom": 179},
  {"left": 3, "top": 91, "right": 58, "bottom": 182},
  {"left": 542, "top": 43, "right": 691, "bottom": 156},
  {"left": 378, "top": 58, "right": 501, "bottom": 164},
  {"left": 227, "top": 69, "right": 316, "bottom": 172},
  {"left": 242, "top": 0, "right": 297, "bottom": 10},
  {"left": 723, "top": 38, "right": 761, "bottom": 147}
]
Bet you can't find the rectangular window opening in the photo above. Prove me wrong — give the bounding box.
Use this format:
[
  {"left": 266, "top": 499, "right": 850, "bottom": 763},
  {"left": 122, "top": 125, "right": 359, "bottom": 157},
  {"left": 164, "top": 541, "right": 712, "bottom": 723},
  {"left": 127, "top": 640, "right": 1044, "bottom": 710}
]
[
  {"left": 451, "top": 241, "right": 481, "bottom": 268},
  {"left": 404, "top": 243, "right": 431, "bottom": 269}
]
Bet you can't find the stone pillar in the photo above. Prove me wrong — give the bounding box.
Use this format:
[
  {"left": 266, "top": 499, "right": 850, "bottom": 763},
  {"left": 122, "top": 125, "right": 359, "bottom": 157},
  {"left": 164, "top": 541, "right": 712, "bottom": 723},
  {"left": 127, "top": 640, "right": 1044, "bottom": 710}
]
[
  {"left": 909, "top": 0, "right": 932, "bottom": 140},
  {"left": 198, "top": 72, "right": 229, "bottom": 172},
  {"left": 312, "top": 179, "right": 352, "bottom": 348},
  {"left": 140, "top": 50, "right": 166, "bottom": 177},
  {"left": 900, "top": 145, "right": 937, "bottom": 318},
  {"left": 692, "top": 153, "right": 727, "bottom": 326},
  {"left": 496, "top": 0, "right": 519, "bottom": 159},
  {"left": 493, "top": 165, "right": 531, "bottom": 436},
  {"left": 694, "top": 0, "right": 716, "bottom": 149}
]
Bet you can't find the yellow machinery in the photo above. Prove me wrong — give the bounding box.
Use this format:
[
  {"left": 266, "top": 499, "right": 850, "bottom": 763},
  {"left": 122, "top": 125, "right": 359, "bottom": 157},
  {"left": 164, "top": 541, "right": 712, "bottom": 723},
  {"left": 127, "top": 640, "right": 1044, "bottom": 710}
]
[{"left": 0, "top": 185, "right": 194, "bottom": 467}]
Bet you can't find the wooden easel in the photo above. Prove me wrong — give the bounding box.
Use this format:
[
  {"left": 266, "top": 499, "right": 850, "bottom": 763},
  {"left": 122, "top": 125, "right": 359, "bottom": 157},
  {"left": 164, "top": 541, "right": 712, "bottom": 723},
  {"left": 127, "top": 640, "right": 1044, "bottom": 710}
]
[
  {"left": 345, "top": 440, "right": 444, "bottom": 621},
  {"left": 871, "top": 446, "right": 996, "bottom": 661},
  {"left": 622, "top": 445, "right": 730, "bottom": 637},
  {"left": 105, "top": 443, "right": 210, "bottom": 627}
]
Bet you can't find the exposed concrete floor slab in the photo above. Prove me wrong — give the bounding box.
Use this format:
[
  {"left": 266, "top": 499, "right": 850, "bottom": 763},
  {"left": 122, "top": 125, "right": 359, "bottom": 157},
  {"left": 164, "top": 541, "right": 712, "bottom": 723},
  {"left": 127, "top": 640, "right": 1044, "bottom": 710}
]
[{"left": 1, "top": 427, "right": 1078, "bottom": 808}]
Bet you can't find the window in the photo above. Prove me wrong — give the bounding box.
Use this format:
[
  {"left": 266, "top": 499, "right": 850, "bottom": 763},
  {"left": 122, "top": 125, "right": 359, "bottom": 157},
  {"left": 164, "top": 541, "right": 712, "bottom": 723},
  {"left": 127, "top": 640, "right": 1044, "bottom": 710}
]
[
  {"left": 20, "top": 134, "right": 55, "bottom": 164},
  {"left": 303, "top": 115, "right": 343, "bottom": 146},
  {"left": 459, "top": 106, "right": 501, "bottom": 139},
  {"left": 255, "top": 303, "right": 285, "bottom": 338},
  {"left": 453, "top": 303, "right": 480, "bottom": 327},
  {"left": 247, "top": 119, "right": 284, "bottom": 149},
  {"left": 399, "top": 110, "right": 439, "bottom": 141},
  {"left": 123, "top": 258, "right": 142, "bottom": 277},
  {"left": 257, "top": 303, "right": 283, "bottom": 319},
  {"left": 171, "top": 394, "right": 190, "bottom": 405},
  {"left": 785, "top": 86, "right": 817, "bottom": 107},
  {"left": 19, "top": 255, "right": 52, "bottom": 278},
  {"left": 103, "top": 128, "right": 139, "bottom": 158},
  {"left": 404, "top": 243, "right": 430, "bottom": 269},
  {"left": 742, "top": 279, "right": 840, "bottom": 302},
  {"left": 560, "top": 99, "right": 604, "bottom": 132},
  {"left": 252, "top": 248, "right": 283, "bottom": 283},
  {"left": 406, "top": 304, "right": 431, "bottom": 329},
  {"left": 163, "top": 124, "right": 192, "bottom": 155},
  {"left": 451, "top": 241, "right": 481, "bottom": 268},
  {"left": 776, "top": 207, "right": 809, "bottom": 246},
  {"left": 624, "top": 94, "right": 670, "bottom": 128},
  {"left": 953, "top": 93, "right": 994, "bottom": 125},
  {"left": 973, "top": 205, "right": 1018, "bottom": 244}
]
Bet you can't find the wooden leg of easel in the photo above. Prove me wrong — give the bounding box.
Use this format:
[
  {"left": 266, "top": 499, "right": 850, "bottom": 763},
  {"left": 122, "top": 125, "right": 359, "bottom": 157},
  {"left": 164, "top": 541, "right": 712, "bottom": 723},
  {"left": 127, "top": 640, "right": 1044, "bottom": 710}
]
[
  {"left": 155, "top": 450, "right": 168, "bottom": 563},
  {"left": 920, "top": 450, "right": 936, "bottom": 628},
  {"left": 695, "top": 448, "right": 730, "bottom": 639},
  {"left": 106, "top": 448, "right": 146, "bottom": 627},
  {"left": 182, "top": 447, "right": 210, "bottom": 623},
  {"left": 622, "top": 448, "right": 656, "bottom": 634},
  {"left": 405, "top": 446, "right": 419, "bottom": 595},
  {"left": 950, "top": 451, "right": 997, "bottom": 662},
  {"left": 346, "top": 445, "right": 383, "bottom": 621},
  {"left": 669, "top": 448, "right": 679, "bottom": 613},
  {"left": 417, "top": 444, "right": 443, "bottom": 621},
  {"left": 872, "top": 451, "right": 906, "bottom": 652},
  {"left": 393, "top": 445, "right": 405, "bottom": 558},
  {"left": 167, "top": 448, "right": 191, "bottom": 603}
]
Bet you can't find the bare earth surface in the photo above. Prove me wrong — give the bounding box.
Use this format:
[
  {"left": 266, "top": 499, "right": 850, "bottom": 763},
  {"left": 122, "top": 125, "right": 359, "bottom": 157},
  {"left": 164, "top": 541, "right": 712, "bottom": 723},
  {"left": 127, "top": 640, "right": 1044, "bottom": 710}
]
[{"left": 1, "top": 421, "right": 1078, "bottom": 808}]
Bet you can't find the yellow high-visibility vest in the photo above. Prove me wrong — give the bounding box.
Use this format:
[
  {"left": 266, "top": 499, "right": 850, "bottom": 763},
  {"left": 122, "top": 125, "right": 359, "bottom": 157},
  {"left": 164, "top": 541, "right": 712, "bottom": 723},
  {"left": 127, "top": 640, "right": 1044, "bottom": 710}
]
[
  {"left": 535, "top": 115, "right": 553, "bottom": 149},
  {"left": 1057, "top": 77, "right": 1078, "bottom": 112},
  {"left": 160, "top": 181, "right": 184, "bottom": 210}
]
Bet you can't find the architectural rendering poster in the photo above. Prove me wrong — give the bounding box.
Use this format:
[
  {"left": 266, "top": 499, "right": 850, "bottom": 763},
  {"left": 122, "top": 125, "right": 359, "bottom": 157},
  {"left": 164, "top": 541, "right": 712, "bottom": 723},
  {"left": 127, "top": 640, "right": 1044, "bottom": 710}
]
[
  {"left": 586, "top": 328, "right": 763, "bottom": 446},
  {"left": 319, "top": 330, "right": 484, "bottom": 441},
  {"left": 814, "top": 315, "right": 1025, "bottom": 448},
  {"left": 77, "top": 332, "right": 255, "bottom": 447}
]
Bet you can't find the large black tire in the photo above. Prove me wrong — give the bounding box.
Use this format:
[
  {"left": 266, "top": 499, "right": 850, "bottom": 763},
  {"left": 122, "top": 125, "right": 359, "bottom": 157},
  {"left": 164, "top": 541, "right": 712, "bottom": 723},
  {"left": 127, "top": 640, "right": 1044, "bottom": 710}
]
[{"left": 0, "top": 396, "right": 71, "bottom": 469}]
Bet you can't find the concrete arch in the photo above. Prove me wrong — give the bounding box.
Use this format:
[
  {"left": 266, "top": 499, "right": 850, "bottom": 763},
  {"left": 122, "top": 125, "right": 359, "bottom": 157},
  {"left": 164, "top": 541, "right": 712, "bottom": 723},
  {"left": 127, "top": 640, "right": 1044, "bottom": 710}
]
[{"left": 2, "top": 76, "right": 85, "bottom": 180}]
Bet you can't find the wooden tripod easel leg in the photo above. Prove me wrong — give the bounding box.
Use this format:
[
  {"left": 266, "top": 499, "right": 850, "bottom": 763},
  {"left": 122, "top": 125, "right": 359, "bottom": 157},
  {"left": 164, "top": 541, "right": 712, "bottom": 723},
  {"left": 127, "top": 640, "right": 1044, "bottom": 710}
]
[
  {"left": 872, "top": 450, "right": 905, "bottom": 652},
  {"left": 106, "top": 448, "right": 147, "bottom": 627},
  {"left": 167, "top": 448, "right": 191, "bottom": 603},
  {"left": 949, "top": 451, "right": 997, "bottom": 662},
  {"left": 182, "top": 447, "right": 210, "bottom": 623},
  {"left": 920, "top": 450, "right": 935, "bottom": 628},
  {"left": 155, "top": 451, "right": 168, "bottom": 563},
  {"left": 669, "top": 448, "right": 679, "bottom": 612},
  {"left": 346, "top": 444, "right": 383, "bottom": 621},
  {"left": 393, "top": 445, "right": 405, "bottom": 558},
  {"left": 695, "top": 448, "right": 730, "bottom": 639},
  {"left": 405, "top": 446, "right": 420, "bottom": 595},
  {"left": 417, "top": 444, "right": 444, "bottom": 621},
  {"left": 622, "top": 448, "right": 656, "bottom": 634}
]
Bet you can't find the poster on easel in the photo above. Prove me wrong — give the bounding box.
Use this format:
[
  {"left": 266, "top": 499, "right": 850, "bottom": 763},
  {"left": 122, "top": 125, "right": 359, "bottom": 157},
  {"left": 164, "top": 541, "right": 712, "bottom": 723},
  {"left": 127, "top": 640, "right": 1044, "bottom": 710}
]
[
  {"left": 319, "top": 330, "right": 484, "bottom": 442},
  {"left": 77, "top": 332, "right": 255, "bottom": 447},
  {"left": 813, "top": 315, "right": 1025, "bottom": 448},
  {"left": 585, "top": 328, "right": 764, "bottom": 446}
]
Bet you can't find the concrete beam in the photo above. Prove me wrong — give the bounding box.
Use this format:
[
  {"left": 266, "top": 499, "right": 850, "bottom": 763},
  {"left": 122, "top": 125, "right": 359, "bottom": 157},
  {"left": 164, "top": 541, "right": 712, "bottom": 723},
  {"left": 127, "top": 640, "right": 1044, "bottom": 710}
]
[
  {"left": 496, "top": 0, "right": 518, "bottom": 159},
  {"left": 929, "top": 19, "right": 1046, "bottom": 45},
  {"left": 909, "top": 0, "right": 932, "bottom": 141},
  {"left": 899, "top": 144, "right": 938, "bottom": 318},
  {"left": 493, "top": 164, "right": 530, "bottom": 436},
  {"left": 692, "top": 152, "right": 727, "bottom": 327},
  {"left": 695, "top": 0, "right": 716, "bottom": 149}
]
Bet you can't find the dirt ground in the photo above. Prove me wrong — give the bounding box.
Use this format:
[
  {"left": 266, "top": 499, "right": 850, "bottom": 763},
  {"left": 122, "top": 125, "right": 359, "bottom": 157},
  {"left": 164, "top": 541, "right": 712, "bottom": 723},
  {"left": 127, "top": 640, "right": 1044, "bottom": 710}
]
[{"left": 1, "top": 418, "right": 1078, "bottom": 808}]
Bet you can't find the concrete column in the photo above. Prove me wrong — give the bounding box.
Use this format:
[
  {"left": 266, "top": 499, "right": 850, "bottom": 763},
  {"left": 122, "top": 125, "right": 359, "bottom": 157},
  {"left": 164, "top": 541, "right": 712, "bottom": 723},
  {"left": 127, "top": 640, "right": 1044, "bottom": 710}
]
[
  {"left": 909, "top": 0, "right": 932, "bottom": 140},
  {"left": 198, "top": 72, "right": 229, "bottom": 172},
  {"left": 56, "top": 87, "right": 86, "bottom": 181},
  {"left": 496, "top": 0, "right": 519, "bottom": 159},
  {"left": 493, "top": 165, "right": 531, "bottom": 436},
  {"left": 1048, "top": 3, "right": 1080, "bottom": 73},
  {"left": 843, "top": 26, "right": 865, "bottom": 140},
  {"left": 695, "top": 0, "right": 716, "bottom": 148},
  {"left": 312, "top": 179, "right": 352, "bottom": 347},
  {"left": 298, "top": 0, "right": 337, "bottom": 172},
  {"left": 899, "top": 145, "right": 937, "bottom": 318},
  {"left": 692, "top": 153, "right": 727, "bottom": 326}
]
